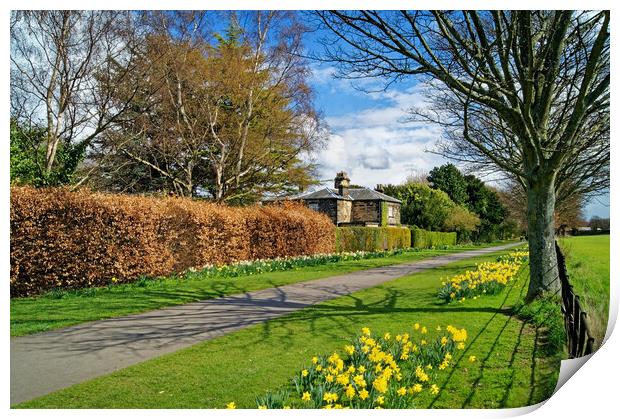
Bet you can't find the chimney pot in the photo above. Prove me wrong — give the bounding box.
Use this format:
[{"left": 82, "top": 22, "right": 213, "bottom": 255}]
[{"left": 334, "top": 171, "right": 350, "bottom": 197}]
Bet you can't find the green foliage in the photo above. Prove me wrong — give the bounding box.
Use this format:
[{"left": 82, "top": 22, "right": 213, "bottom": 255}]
[
  {"left": 336, "top": 227, "right": 411, "bottom": 252},
  {"left": 10, "top": 119, "right": 86, "bottom": 187},
  {"left": 463, "top": 175, "right": 508, "bottom": 242},
  {"left": 410, "top": 227, "right": 456, "bottom": 249},
  {"left": 426, "top": 164, "right": 511, "bottom": 242},
  {"left": 381, "top": 183, "right": 454, "bottom": 231},
  {"left": 380, "top": 201, "right": 389, "bottom": 226},
  {"left": 427, "top": 164, "right": 469, "bottom": 205},
  {"left": 514, "top": 296, "right": 566, "bottom": 356},
  {"left": 443, "top": 205, "right": 480, "bottom": 243}
]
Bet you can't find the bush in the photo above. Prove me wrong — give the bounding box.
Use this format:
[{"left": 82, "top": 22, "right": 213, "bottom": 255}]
[
  {"left": 335, "top": 227, "right": 411, "bottom": 252},
  {"left": 10, "top": 187, "right": 335, "bottom": 297},
  {"left": 410, "top": 227, "right": 456, "bottom": 248}
]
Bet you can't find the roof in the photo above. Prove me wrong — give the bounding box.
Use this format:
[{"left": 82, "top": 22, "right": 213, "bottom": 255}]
[
  {"left": 266, "top": 187, "right": 401, "bottom": 204},
  {"left": 348, "top": 188, "right": 402, "bottom": 203}
]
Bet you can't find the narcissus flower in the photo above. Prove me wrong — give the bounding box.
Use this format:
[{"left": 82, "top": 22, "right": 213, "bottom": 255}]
[{"left": 226, "top": 402, "right": 236, "bottom": 409}]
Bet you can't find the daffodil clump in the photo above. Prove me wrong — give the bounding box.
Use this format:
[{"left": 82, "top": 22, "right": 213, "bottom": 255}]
[
  {"left": 437, "top": 250, "right": 528, "bottom": 303},
  {"left": 183, "top": 248, "right": 412, "bottom": 281},
  {"left": 250, "top": 324, "right": 471, "bottom": 409}
]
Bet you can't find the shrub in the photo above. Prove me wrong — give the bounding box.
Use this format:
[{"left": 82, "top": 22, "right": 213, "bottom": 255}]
[
  {"left": 336, "top": 227, "right": 411, "bottom": 252},
  {"left": 410, "top": 228, "right": 456, "bottom": 248},
  {"left": 10, "top": 187, "right": 335, "bottom": 297}
]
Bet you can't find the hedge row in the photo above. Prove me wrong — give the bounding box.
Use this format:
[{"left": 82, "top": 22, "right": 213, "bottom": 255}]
[
  {"left": 335, "top": 226, "right": 411, "bottom": 252},
  {"left": 10, "top": 187, "right": 335, "bottom": 297},
  {"left": 410, "top": 227, "right": 457, "bottom": 248}
]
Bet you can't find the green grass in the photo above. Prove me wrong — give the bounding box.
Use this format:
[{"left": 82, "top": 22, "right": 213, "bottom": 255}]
[
  {"left": 15, "top": 248, "right": 559, "bottom": 409},
  {"left": 10, "top": 243, "right": 510, "bottom": 337},
  {"left": 558, "top": 235, "right": 610, "bottom": 348}
]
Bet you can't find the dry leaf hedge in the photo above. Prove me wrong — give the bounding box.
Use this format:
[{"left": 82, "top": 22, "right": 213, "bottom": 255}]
[{"left": 10, "top": 187, "right": 335, "bottom": 297}]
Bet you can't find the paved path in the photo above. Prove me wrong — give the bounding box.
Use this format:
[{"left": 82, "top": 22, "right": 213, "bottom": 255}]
[{"left": 11, "top": 243, "right": 521, "bottom": 405}]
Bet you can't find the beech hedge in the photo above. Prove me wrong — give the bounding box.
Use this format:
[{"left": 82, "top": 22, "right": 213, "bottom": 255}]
[{"left": 10, "top": 187, "right": 335, "bottom": 297}]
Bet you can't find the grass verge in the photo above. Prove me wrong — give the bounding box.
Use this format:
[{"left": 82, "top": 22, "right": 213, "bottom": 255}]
[
  {"left": 11, "top": 242, "right": 512, "bottom": 337},
  {"left": 557, "top": 235, "right": 610, "bottom": 348},
  {"left": 15, "top": 247, "right": 558, "bottom": 409}
]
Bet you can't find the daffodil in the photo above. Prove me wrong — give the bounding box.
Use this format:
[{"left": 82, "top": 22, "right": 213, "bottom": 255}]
[
  {"left": 359, "top": 389, "right": 370, "bottom": 400},
  {"left": 226, "top": 402, "right": 236, "bottom": 409}
]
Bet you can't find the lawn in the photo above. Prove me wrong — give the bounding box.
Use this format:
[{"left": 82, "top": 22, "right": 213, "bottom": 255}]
[
  {"left": 15, "top": 247, "right": 560, "bottom": 409},
  {"left": 10, "top": 242, "right": 510, "bottom": 337},
  {"left": 558, "top": 234, "right": 610, "bottom": 348}
]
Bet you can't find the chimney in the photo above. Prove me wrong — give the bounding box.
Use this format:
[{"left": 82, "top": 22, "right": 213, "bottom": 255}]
[{"left": 334, "top": 171, "right": 350, "bottom": 197}]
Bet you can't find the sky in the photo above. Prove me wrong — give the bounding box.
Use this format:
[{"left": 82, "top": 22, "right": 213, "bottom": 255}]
[{"left": 303, "top": 42, "right": 610, "bottom": 220}]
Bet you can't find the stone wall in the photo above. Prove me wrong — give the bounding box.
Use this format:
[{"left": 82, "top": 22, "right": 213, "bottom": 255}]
[
  {"left": 337, "top": 200, "right": 352, "bottom": 225},
  {"left": 306, "top": 198, "right": 338, "bottom": 224},
  {"left": 351, "top": 200, "right": 381, "bottom": 224},
  {"left": 387, "top": 202, "right": 401, "bottom": 225}
]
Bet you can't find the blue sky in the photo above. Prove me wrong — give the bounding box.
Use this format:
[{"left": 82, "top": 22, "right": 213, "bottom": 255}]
[{"left": 304, "top": 49, "right": 610, "bottom": 220}]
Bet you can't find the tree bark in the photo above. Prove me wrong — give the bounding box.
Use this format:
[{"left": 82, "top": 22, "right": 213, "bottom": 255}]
[{"left": 525, "top": 172, "right": 560, "bottom": 301}]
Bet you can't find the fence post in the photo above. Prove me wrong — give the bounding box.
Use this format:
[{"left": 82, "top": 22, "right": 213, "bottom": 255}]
[{"left": 556, "top": 240, "right": 595, "bottom": 358}]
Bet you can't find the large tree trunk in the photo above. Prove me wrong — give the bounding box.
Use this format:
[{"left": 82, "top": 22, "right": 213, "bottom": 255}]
[{"left": 525, "top": 173, "right": 560, "bottom": 301}]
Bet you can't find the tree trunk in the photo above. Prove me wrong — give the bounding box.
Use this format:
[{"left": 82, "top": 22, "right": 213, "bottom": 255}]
[{"left": 525, "top": 173, "right": 560, "bottom": 301}]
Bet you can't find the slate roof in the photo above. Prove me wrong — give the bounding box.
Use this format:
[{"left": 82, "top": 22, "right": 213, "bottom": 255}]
[{"left": 280, "top": 187, "right": 401, "bottom": 204}]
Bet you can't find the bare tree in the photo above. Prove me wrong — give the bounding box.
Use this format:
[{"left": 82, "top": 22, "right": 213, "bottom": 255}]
[
  {"left": 316, "top": 10, "right": 609, "bottom": 300},
  {"left": 90, "top": 11, "right": 325, "bottom": 201},
  {"left": 10, "top": 11, "right": 148, "bottom": 177}
]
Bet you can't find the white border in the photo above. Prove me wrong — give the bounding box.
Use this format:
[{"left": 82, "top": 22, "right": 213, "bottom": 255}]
[{"left": 2, "top": 1, "right": 617, "bottom": 418}]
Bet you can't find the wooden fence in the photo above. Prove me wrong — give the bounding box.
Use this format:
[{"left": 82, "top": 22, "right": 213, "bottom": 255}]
[{"left": 556, "top": 241, "right": 595, "bottom": 358}]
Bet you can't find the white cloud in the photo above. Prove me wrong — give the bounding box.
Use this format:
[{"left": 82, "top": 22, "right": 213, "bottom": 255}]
[{"left": 314, "top": 83, "right": 448, "bottom": 188}]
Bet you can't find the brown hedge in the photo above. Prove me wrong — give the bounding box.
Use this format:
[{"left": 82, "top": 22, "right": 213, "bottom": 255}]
[{"left": 10, "top": 187, "right": 335, "bottom": 297}]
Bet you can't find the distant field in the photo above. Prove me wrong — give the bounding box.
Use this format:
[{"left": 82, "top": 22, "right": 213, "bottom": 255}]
[{"left": 558, "top": 235, "right": 610, "bottom": 349}]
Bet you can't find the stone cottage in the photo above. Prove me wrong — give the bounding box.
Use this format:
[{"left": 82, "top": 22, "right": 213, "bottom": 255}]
[{"left": 267, "top": 172, "right": 402, "bottom": 226}]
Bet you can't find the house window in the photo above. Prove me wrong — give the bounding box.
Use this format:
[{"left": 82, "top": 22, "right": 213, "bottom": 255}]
[
  {"left": 388, "top": 205, "right": 394, "bottom": 218},
  {"left": 308, "top": 203, "right": 319, "bottom": 211}
]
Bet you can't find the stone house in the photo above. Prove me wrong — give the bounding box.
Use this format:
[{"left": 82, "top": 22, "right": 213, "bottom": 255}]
[{"left": 268, "top": 172, "right": 402, "bottom": 226}]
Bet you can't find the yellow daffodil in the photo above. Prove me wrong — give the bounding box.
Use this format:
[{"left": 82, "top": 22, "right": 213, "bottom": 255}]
[
  {"left": 359, "top": 389, "right": 369, "bottom": 400},
  {"left": 323, "top": 392, "right": 338, "bottom": 403}
]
